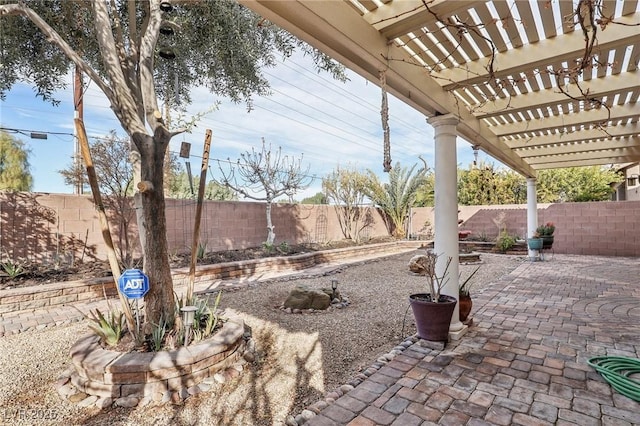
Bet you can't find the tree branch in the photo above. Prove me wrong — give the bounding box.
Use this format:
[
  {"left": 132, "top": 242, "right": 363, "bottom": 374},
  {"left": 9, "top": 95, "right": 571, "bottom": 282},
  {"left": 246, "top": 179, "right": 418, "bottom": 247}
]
[
  {"left": 0, "top": 3, "right": 114, "bottom": 108},
  {"left": 92, "top": 0, "right": 146, "bottom": 135}
]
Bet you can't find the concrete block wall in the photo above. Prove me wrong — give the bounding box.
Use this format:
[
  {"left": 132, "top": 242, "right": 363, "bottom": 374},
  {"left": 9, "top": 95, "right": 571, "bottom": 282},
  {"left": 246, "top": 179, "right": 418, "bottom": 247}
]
[
  {"left": 1, "top": 193, "right": 389, "bottom": 262},
  {"left": 2, "top": 192, "right": 638, "bottom": 261},
  {"left": 445, "top": 201, "right": 640, "bottom": 257}
]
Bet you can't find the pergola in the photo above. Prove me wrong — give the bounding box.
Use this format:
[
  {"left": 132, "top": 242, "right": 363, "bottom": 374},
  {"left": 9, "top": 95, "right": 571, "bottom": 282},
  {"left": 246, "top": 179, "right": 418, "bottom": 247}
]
[{"left": 239, "top": 0, "right": 640, "bottom": 336}]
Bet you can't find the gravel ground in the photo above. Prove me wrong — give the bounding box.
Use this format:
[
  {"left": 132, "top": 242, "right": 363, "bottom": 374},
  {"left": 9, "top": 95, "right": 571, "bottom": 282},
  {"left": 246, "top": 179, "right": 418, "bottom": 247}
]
[{"left": 0, "top": 250, "right": 525, "bottom": 426}]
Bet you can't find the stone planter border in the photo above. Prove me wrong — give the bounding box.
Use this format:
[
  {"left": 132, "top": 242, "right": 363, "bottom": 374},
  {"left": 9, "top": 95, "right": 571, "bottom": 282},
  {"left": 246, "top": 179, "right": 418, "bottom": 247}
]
[{"left": 66, "top": 319, "right": 246, "bottom": 403}]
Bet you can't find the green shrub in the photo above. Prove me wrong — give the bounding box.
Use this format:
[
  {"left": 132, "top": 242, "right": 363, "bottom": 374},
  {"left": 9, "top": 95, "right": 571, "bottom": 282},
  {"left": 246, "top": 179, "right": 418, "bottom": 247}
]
[{"left": 496, "top": 231, "right": 516, "bottom": 252}]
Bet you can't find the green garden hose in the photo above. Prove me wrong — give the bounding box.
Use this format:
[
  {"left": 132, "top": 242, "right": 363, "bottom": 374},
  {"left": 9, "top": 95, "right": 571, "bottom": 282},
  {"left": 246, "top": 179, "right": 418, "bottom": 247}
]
[{"left": 587, "top": 356, "right": 640, "bottom": 402}]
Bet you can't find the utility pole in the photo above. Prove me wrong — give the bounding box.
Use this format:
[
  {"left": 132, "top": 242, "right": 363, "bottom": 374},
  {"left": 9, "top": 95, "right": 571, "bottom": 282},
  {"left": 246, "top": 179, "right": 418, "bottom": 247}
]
[{"left": 73, "top": 65, "right": 84, "bottom": 194}]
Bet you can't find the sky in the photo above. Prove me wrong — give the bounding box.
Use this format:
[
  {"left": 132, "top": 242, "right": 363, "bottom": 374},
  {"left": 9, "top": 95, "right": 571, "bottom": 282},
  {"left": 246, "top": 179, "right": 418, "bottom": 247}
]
[{"left": 0, "top": 51, "right": 493, "bottom": 200}]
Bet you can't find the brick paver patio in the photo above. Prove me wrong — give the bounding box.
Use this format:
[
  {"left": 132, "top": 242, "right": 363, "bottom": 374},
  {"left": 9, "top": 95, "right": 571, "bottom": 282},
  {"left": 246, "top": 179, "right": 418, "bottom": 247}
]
[
  {"left": 308, "top": 254, "right": 640, "bottom": 425},
  {"left": 1, "top": 253, "right": 639, "bottom": 425}
]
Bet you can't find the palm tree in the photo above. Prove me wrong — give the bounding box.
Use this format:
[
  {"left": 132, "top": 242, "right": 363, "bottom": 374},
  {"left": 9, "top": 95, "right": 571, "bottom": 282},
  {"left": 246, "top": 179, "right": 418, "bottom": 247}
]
[{"left": 366, "top": 159, "right": 429, "bottom": 238}]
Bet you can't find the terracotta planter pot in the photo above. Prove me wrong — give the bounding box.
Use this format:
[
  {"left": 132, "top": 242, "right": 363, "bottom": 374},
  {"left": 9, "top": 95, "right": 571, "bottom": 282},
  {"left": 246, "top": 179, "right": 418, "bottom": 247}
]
[
  {"left": 459, "top": 295, "right": 472, "bottom": 322},
  {"left": 409, "top": 294, "right": 456, "bottom": 342}
]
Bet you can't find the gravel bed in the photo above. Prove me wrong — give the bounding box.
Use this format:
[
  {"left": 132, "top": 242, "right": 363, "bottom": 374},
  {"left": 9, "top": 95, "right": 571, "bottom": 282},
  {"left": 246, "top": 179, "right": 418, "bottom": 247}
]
[{"left": 0, "top": 250, "right": 525, "bottom": 425}]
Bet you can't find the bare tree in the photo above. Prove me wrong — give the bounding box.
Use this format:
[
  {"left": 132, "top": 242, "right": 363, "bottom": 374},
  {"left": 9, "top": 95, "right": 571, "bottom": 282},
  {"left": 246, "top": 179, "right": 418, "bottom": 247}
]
[
  {"left": 59, "top": 131, "right": 138, "bottom": 267},
  {"left": 219, "top": 138, "right": 312, "bottom": 245},
  {"left": 322, "top": 165, "right": 369, "bottom": 241}
]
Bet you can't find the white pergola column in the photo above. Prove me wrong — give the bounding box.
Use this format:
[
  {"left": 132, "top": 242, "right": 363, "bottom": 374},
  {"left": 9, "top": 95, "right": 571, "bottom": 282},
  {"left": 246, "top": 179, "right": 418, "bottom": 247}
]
[
  {"left": 427, "top": 114, "right": 463, "bottom": 333},
  {"left": 526, "top": 177, "right": 538, "bottom": 259}
]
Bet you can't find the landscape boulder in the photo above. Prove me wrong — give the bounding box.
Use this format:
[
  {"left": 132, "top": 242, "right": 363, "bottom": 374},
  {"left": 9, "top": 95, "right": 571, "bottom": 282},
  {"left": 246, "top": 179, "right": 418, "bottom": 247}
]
[{"left": 284, "top": 286, "right": 333, "bottom": 310}]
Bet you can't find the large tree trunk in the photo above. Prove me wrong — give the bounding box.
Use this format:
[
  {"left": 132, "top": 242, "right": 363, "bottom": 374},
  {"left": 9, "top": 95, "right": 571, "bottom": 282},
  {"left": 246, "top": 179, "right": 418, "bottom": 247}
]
[
  {"left": 265, "top": 201, "right": 275, "bottom": 245},
  {"left": 134, "top": 132, "right": 175, "bottom": 326}
]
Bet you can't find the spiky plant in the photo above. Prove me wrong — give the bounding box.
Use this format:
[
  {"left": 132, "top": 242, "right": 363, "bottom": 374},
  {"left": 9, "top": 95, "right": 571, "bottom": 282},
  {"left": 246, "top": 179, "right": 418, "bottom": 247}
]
[{"left": 365, "top": 159, "right": 429, "bottom": 238}]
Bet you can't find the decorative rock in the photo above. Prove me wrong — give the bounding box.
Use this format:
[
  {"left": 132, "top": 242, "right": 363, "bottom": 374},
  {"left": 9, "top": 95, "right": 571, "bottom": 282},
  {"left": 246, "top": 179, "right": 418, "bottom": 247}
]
[
  {"left": 283, "top": 286, "right": 331, "bottom": 310},
  {"left": 294, "top": 414, "right": 305, "bottom": 424},
  {"left": 138, "top": 396, "right": 152, "bottom": 407},
  {"left": 349, "top": 379, "right": 362, "bottom": 387},
  {"left": 244, "top": 351, "right": 256, "bottom": 362},
  {"left": 187, "top": 385, "right": 201, "bottom": 396},
  {"left": 95, "top": 397, "right": 113, "bottom": 409},
  {"left": 231, "top": 363, "right": 243, "bottom": 372},
  {"left": 180, "top": 388, "right": 190, "bottom": 399},
  {"left": 68, "top": 392, "right": 88, "bottom": 403},
  {"left": 203, "top": 376, "right": 217, "bottom": 385},
  {"left": 285, "top": 415, "right": 298, "bottom": 426},
  {"left": 170, "top": 392, "right": 183, "bottom": 405},
  {"left": 293, "top": 309, "right": 301, "bottom": 314},
  {"left": 78, "top": 395, "right": 98, "bottom": 408},
  {"left": 213, "top": 372, "right": 226, "bottom": 383},
  {"left": 408, "top": 254, "right": 430, "bottom": 275},
  {"left": 226, "top": 367, "right": 240, "bottom": 379},
  {"left": 339, "top": 384, "right": 354, "bottom": 393},
  {"left": 325, "top": 391, "right": 340, "bottom": 400},
  {"left": 198, "top": 383, "right": 211, "bottom": 393},
  {"left": 114, "top": 397, "right": 139, "bottom": 408},
  {"left": 285, "top": 308, "right": 293, "bottom": 314},
  {"left": 363, "top": 368, "right": 376, "bottom": 376},
  {"left": 57, "top": 383, "right": 75, "bottom": 397},
  {"left": 161, "top": 391, "right": 171, "bottom": 404},
  {"left": 247, "top": 339, "right": 256, "bottom": 352},
  {"left": 314, "top": 400, "right": 329, "bottom": 411},
  {"left": 300, "top": 410, "right": 316, "bottom": 421},
  {"left": 55, "top": 376, "right": 71, "bottom": 388}
]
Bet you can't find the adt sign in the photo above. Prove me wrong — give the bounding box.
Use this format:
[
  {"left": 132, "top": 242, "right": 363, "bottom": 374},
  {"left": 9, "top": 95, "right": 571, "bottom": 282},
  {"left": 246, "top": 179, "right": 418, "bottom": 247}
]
[{"left": 118, "top": 269, "right": 150, "bottom": 299}]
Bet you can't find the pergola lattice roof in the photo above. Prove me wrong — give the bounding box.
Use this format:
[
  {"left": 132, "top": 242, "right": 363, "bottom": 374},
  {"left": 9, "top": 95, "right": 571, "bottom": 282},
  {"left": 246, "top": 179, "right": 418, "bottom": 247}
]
[{"left": 240, "top": 0, "right": 640, "bottom": 177}]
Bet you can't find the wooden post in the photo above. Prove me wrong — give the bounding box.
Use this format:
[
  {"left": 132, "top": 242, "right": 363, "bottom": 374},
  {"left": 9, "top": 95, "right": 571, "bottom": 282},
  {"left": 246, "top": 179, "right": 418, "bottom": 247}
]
[
  {"left": 186, "top": 130, "right": 212, "bottom": 303},
  {"left": 75, "top": 118, "right": 136, "bottom": 337}
]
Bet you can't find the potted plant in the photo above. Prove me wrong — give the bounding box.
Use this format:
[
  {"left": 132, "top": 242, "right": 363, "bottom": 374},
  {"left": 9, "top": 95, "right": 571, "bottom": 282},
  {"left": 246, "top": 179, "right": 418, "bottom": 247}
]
[
  {"left": 527, "top": 232, "right": 543, "bottom": 250},
  {"left": 458, "top": 266, "right": 480, "bottom": 323},
  {"left": 536, "top": 222, "right": 555, "bottom": 249},
  {"left": 408, "top": 251, "right": 457, "bottom": 342}
]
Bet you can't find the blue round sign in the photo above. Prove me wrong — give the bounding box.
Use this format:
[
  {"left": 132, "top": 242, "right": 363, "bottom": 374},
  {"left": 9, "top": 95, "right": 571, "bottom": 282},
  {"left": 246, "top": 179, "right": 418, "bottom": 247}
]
[{"left": 118, "top": 269, "right": 150, "bottom": 299}]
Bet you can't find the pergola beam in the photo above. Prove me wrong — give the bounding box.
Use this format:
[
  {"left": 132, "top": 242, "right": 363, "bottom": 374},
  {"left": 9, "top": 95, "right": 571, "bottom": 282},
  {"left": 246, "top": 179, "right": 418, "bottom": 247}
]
[
  {"left": 505, "top": 122, "right": 640, "bottom": 148},
  {"left": 531, "top": 156, "right": 640, "bottom": 169},
  {"left": 439, "top": 14, "right": 640, "bottom": 91},
  {"left": 527, "top": 145, "right": 640, "bottom": 166},
  {"left": 363, "top": 0, "right": 480, "bottom": 40},
  {"left": 516, "top": 137, "right": 640, "bottom": 157},
  {"left": 490, "top": 104, "right": 640, "bottom": 137},
  {"left": 472, "top": 71, "right": 640, "bottom": 119}
]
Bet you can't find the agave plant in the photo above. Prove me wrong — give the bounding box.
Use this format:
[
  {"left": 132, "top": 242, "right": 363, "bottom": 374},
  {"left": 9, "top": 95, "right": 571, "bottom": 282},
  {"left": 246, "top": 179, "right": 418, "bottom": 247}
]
[{"left": 88, "top": 309, "right": 124, "bottom": 347}]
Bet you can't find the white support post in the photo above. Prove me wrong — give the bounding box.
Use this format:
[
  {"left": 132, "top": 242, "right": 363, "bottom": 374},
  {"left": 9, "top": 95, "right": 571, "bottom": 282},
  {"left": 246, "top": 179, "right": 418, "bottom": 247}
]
[
  {"left": 526, "top": 177, "right": 538, "bottom": 259},
  {"left": 427, "top": 114, "right": 464, "bottom": 335}
]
